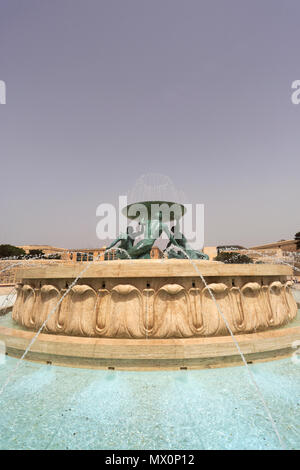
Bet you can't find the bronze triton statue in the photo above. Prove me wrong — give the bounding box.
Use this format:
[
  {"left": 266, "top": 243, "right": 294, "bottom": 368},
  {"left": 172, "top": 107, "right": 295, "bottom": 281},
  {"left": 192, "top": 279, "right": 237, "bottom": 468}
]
[{"left": 106, "top": 201, "right": 208, "bottom": 260}]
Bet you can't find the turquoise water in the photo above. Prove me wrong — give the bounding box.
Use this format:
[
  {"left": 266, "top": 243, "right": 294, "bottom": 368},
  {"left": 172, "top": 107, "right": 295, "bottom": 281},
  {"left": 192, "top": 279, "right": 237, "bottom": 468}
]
[
  {"left": 0, "top": 288, "right": 299, "bottom": 449},
  {"left": 0, "top": 357, "right": 299, "bottom": 450}
]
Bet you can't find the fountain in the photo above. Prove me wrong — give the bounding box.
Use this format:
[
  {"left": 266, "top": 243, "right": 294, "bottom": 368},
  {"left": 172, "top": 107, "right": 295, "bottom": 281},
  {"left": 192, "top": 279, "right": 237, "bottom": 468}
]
[{"left": 0, "top": 197, "right": 298, "bottom": 370}]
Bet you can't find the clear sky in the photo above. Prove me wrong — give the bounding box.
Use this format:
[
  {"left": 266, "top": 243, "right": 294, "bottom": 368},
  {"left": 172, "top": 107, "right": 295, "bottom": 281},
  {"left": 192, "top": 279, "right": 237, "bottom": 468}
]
[{"left": 0, "top": 0, "right": 299, "bottom": 249}]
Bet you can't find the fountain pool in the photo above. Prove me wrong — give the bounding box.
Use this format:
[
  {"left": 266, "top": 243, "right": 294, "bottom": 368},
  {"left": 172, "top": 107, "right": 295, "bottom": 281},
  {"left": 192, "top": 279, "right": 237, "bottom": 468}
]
[{"left": 0, "top": 355, "right": 299, "bottom": 450}]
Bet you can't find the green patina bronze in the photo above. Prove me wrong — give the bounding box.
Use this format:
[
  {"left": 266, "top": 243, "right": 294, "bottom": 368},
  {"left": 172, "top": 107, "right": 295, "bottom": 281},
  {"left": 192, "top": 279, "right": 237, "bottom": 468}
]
[
  {"left": 107, "top": 201, "right": 208, "bottom": 260},
  {"left": 166, "top": 222, "right": 209, "bottom": 260}
]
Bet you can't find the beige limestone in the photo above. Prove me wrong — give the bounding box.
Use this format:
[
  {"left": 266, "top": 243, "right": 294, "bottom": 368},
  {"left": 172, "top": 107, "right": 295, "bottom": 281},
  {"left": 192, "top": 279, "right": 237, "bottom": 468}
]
[
  {"left": 12, "top": 260, "right": 297, "bottom": 339},
  {"left": 0, "top": 321, "right": 299, "bottom": 369}
]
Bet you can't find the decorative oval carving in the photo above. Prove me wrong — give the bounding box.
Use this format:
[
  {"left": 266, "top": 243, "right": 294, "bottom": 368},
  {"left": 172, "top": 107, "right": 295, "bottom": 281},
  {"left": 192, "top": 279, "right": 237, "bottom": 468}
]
[
  {"left": 21, "top": 285, "right": 36, "bottom": 328},
  {"left": 152, "top": 284, "right": 192, "bottom": 338},
  {"left": 97, "top": 284, "right": 144, "bottom": 338},
  {"left": 71, "top": 285, "right": 96, "bottom": 295},
  {"left": 268, "top": 281, "right": 289, "bottom": 327},
  {"left": 57, "top": 288, "right": 70, "bottom": 331},
  {"left": 201, "top": 283, "right": 230, "bottom": 335},
  {"left": 41, "top": 285, "right": 60, "bottom": 295},
  {"left": 22, "top": 284, "right": 34, "bottom": 293},
  {"left": 94, "top": 289, "right": 111, "bottom": 335},
  {"left": 283, "top": 281, "right": 298, "bottom": 321},
  {"left": 203, "top": 283, "right": 229, "bottom": 297},
  {"left": 28, "top": 288, "right": 41, "bottom": 327},
  {"left": 241, "top": 282, "right": 268, "bottom": 331},
  {"left": 241, "top": 282, "right": 260, "bottom": 297},
  {"left": 142, "top": 288, "right": 155, "bottom": 335},
  {"left": 260, "top": 285, "right": 274, "bottom": 327},
  {"left": 188, "top": 288, "right": 204, "bottom": 334},
  {"left": 38, "top": 284, "right": 61, "bottom": 331},
  {"left": 229, "top": 286, "right": 245, "bottom": 332},
  {"left": 159, "top": 284, "right": 185, "bottom": 296},
  {"left": 12, "top": 284, "right": 25, "bottom": 324},
  {"left": 269, "top": 281, "right": 282, "bottom": 295},
  {"left": 112, "top": 284, "right": 138, "bottom": 296},
  {"left": 65, "top": 284, "right": 97, "bottom": 336}
]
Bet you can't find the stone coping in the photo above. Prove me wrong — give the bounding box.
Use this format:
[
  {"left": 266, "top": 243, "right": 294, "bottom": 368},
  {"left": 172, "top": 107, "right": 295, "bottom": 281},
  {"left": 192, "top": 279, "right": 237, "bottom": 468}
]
[
  {"left": 16, "top": 259, "right": 292, "bottom": 280},
  {"left": 0, "top": 322, "right": 299, "bottom": 370}
]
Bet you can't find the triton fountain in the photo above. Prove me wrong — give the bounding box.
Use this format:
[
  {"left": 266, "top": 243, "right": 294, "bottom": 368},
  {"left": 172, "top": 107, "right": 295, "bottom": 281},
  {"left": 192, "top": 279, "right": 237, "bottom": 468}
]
[{"left": 1, "top": 197, "right": 298, "bottom": 370}]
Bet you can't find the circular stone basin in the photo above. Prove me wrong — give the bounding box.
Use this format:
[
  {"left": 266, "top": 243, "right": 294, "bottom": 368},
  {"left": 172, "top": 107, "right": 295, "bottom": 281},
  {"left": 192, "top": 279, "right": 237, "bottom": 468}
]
[
  {"left": 11, "top": 259, "right": 297, "bottom": 337},
  {"left": 2, "top": 260, "right": 297, "bottom": 369}
]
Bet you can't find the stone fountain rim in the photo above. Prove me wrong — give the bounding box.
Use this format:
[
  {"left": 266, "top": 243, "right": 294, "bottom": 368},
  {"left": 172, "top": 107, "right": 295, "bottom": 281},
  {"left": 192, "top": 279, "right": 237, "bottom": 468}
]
[
  {"left": 15, "top": 259, "right": 293, "bottom": 280},
  {"left": 1, "top": 321, "right": 299, "bottom": 370}
]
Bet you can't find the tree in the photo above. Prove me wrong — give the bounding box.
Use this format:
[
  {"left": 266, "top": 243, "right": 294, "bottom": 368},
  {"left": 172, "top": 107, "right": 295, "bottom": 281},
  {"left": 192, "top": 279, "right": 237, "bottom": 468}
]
[
  {"left": 0, "top": 244, "right": 26, "bottom": 259},
  {"left": 295, "top": 232, "right": 300, "bottom": 250},
  {"left": 28, "top": 249, "right": 45, "bottom": 258},
  {"left": 214, "top": 251, "right": 253, "bottom": 264}
]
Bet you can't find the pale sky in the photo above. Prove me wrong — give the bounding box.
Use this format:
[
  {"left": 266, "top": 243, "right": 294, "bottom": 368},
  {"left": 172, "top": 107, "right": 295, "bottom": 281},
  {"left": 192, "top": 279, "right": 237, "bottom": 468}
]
[{"left": 0, "top": 0, "right": 299, "bottom": 249}]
